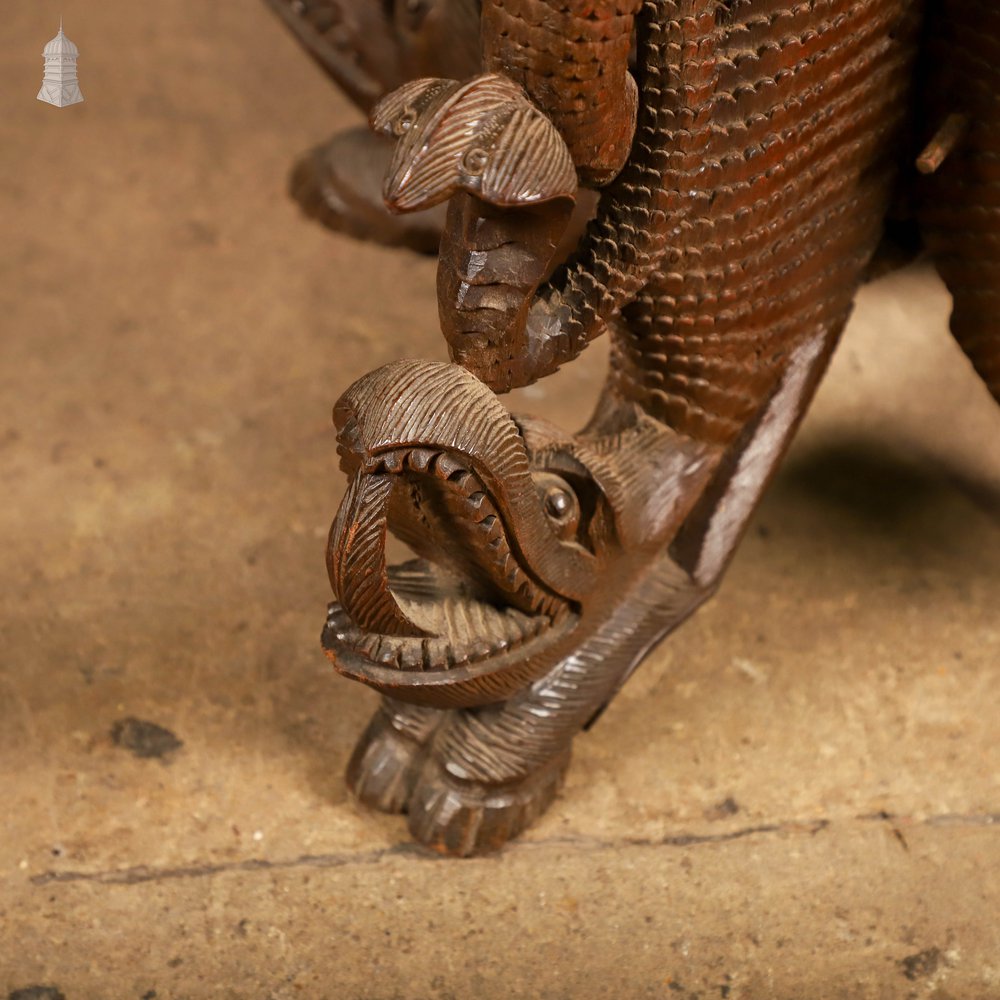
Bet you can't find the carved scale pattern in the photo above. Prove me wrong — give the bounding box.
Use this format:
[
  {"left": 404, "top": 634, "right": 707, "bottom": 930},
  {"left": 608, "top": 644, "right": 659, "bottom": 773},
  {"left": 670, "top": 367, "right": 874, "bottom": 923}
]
[
  {"left": 611, "top": 0, "right": 921, "bottom": 446},
  {"left": 483, "top": 0, "right": 642, "bottom": 182}
]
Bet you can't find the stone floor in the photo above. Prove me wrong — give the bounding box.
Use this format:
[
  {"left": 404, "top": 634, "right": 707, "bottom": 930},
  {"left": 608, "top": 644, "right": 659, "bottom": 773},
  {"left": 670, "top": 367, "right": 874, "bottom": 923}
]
[{"left": 1, "top": 3, "right": 998, "bottom": 998}]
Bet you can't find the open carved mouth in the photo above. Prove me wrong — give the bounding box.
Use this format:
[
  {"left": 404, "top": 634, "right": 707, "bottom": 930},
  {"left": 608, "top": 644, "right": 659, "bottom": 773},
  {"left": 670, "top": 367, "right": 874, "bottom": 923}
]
[{"left": 321, "top": 361, "right": 595, "bottom": 707}]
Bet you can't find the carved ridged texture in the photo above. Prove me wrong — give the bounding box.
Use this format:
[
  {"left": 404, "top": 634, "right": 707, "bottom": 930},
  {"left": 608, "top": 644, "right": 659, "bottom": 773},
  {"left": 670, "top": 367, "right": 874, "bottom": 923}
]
[
  {"left": 521, "top": 0, "right": 709, "bottom": 377},
  {"left": 602, "top": 0, "right": 921, "bottom": 446},
  {"left": 333, "top": 360, "right": 597, "bottom": 599},
  {"left": 433, "top": 553, "right": 699, "bottom": 781},
  {"left": 372, "top": 76, "right": 577, "bottom": 209},
  {"left": 483, "top": 0, "right": 642, "bottom": 183},
  {"left": 328, "top": 472, "right": 429, "bottom": 637},
  {"left": 918, "top": 0, "right": 1000, "bottom": 402},
  {"left": 484, "top": 105, "right": 579, "bottom": 203}
]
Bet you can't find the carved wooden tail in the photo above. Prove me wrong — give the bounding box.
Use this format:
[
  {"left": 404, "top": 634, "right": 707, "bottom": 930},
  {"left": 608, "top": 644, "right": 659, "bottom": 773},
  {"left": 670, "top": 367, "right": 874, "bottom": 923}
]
[{"left": 515, "top": 2, "right": 700, "bottom": 386}]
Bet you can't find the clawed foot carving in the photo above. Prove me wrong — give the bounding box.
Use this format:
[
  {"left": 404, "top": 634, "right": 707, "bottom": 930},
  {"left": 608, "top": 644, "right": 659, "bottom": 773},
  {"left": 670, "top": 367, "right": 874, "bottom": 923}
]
[
  {"left": 406, "top": 750, "right": 570, "bottom": 857},
  {"left": 347, "top": 697, "right": 570, "bottom": 855},
  {"left": 346, "top": 698, "right": 445, "bottom": 813},
  {"left": 326, "top": 360, "right": 720, "bottom": 854},
  {"left": 326, "top": 333, "right": 837, "bottom": 853}
]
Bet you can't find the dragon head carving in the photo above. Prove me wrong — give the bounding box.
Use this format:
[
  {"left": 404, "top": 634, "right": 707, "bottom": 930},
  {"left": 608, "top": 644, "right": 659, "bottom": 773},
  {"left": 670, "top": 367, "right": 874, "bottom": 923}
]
[{"left": 322, "top": 358, "right": 713, "bottom": 709}]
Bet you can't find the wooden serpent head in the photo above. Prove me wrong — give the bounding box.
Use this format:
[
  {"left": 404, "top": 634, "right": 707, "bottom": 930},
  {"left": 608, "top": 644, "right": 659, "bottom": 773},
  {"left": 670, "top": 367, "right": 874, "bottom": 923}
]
[
  {"left": 264, "top": 0, "right": 1000, "bottom": 855},
  {"left": 323, "top": 358, "right": 711, "bottom": 709}
]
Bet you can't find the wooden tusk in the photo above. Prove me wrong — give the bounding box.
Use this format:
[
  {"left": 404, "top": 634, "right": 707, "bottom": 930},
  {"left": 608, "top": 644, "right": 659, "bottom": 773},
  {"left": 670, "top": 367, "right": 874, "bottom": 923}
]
[{"left": 916, "top": 113, "right": 971, "bottom": 175}]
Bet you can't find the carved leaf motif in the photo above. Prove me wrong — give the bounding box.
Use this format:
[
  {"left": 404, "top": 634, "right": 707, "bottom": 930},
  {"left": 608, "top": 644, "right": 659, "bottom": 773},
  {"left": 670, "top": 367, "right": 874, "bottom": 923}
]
[
  {"left": 480, "top": 105, "right": 579, "bottom": 205},
  {"left": 370, "top": 74, "right": 578, "bottom": 211},
  {"left": 369, "top": 77, "right": 457, "bottom": 136}
]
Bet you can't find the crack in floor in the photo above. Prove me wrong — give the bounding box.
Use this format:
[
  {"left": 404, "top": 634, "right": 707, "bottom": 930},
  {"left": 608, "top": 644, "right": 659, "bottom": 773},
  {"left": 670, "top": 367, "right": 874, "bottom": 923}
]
[{"left": 25, "top": 811, "right": 998, "bottom": 888}]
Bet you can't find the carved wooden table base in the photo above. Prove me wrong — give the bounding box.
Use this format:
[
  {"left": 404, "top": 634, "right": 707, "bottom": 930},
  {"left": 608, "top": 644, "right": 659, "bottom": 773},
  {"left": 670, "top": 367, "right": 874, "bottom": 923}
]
[{"left": 264, "top": 0, "right": 1000, "bottom": 855}]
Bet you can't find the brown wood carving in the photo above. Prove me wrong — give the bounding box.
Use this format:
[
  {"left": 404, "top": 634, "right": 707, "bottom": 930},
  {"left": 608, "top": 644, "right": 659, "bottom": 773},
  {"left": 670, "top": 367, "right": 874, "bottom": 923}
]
[{"left": 265, "top": 0, "right": 1000, "bottom": 855}]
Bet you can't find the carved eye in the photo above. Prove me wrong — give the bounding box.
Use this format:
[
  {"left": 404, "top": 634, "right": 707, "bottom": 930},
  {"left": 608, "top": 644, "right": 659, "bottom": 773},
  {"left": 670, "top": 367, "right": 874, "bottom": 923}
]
[
  {"left": 393, "top": 106, "right": 418, "bottom": 137},
  {"left": 545, "top": 488, "right": 573, "bottom": 520},
  {"left": 534, "top": 472, "right": 580, "bottom": 540},
  {"left": 461, "top": 147, "right": 490, "bottom": 176}
]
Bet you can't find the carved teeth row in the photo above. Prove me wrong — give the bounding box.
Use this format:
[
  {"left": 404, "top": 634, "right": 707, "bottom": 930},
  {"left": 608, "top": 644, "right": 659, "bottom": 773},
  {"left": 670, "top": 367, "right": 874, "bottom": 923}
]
[
  {"left": 356, "top": 445, "right": 562, "bottom": 618},
  {"left": 407, "top": 448, "right": 436, "bottom": 473},
  {"left": 329, "top": 609, "right": 548, "bottom": 671},
  {"left": 382, "top": 451, "right": 406, "bottom": 474},
  {"left": 433, "top": 453, "right": 466, "bottom": 479},
  {"left": 325, "top": 561, "right": 561, "bottom": 674},
  {"left": 478, "top": 514, "right": 502, "bottom": 541}
]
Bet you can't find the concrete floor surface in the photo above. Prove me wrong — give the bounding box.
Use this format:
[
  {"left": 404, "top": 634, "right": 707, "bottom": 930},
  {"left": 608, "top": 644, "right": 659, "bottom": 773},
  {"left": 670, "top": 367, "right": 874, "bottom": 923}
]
[{"left": 1, "top": 3, "right": 998, "bottom": 998}]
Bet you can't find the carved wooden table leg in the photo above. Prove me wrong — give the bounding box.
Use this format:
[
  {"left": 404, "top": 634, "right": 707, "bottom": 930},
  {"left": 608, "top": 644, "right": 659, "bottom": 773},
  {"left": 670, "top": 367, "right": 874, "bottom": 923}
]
[
  {"left": 332, "top": 332, "right": 836, "bottom": 854},
  {"left": 262, "top": 0, "right": 480, "bottom": 248},
  {"left": 264, "top": 0, "right": 1000, "bottom": 853}
]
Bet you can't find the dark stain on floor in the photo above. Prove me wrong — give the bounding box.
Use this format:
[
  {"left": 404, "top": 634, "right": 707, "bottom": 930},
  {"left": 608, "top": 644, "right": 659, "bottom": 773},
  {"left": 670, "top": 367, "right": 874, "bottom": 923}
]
[
  {"left": 899, "top": 946, "right": 943, "bottom": 981},
  {"left": 111, "top": 717, "right": 183, "bottom": 760}
]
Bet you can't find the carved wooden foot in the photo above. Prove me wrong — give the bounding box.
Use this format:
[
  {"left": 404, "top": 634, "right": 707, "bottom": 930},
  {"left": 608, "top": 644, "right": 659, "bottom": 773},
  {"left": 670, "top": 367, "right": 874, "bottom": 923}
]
[
  {"left": 289, "top": 128, "right": 446, "bottom": 253},
  {"left": 346, "top": 697, "right": 445, "bottom": 814},
  {"left": 347, "top": 692, "right": 573, "bottom": 856},
  {"left": 406, "top": 747, "right": 571, "bottom": 857},
  {"left": 347, "top": 695, "right": 571, "bottom": 856},
  {"left": 325, "top": 332, "right": 840, "bottom": 854}
]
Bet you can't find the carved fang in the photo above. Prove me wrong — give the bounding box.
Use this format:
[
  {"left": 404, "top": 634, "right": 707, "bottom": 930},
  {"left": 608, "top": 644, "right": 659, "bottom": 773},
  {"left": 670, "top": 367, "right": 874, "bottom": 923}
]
[{"left": 327, "top": 470, "right": 431, "bottom": 638}]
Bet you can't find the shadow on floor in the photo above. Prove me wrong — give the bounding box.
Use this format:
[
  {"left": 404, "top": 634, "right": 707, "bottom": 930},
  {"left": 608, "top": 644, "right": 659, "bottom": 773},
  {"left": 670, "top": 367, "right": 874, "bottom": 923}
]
[{"left": 773, "top": 436, "right": 1000, "bottom": 538}]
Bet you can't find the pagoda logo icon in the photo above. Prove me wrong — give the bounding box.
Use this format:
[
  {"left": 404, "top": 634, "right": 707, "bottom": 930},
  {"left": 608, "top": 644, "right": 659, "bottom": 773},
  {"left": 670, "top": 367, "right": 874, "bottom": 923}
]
[{"left": 38, "top": 20, "right": 84, "bottom": 108}]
